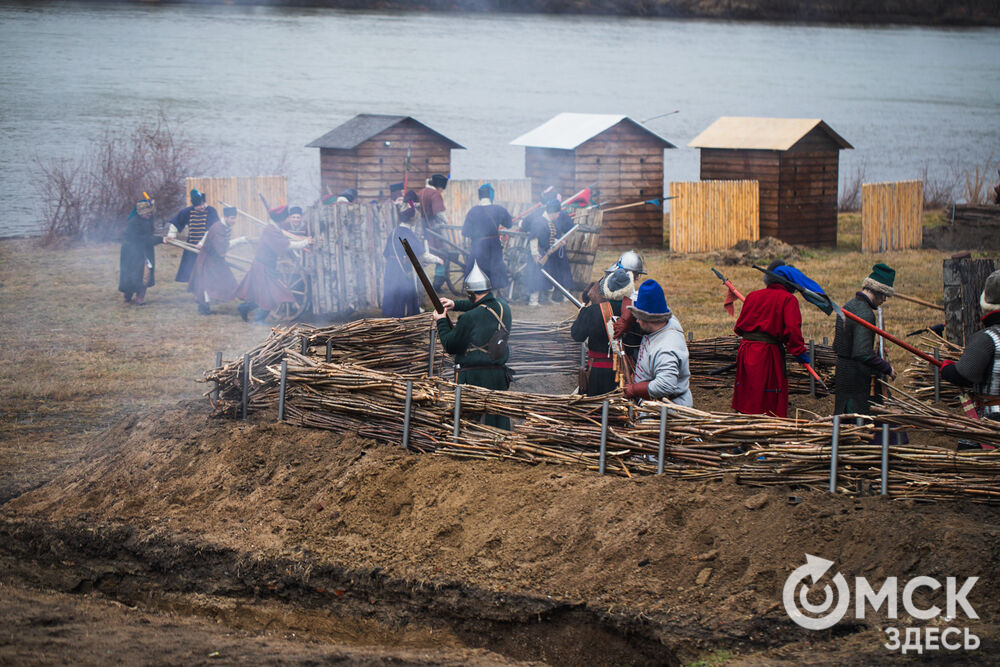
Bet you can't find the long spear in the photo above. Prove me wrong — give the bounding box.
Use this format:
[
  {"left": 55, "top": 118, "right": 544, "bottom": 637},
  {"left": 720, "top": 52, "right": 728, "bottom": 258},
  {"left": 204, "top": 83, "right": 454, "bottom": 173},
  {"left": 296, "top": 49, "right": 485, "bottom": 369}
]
[
  {"left": 221, "top": 200, "right": 307, "bottom": 243},
  {"left": 750, "top": 264, "right": 943, "bottom": 369},
  {"left": 713, "top": 267, "right": 826, "bottom": 388}
]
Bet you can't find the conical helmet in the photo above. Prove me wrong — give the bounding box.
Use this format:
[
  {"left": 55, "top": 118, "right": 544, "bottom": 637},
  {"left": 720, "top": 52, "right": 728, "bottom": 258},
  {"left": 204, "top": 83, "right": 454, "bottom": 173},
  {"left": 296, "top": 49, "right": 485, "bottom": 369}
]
[{"left": 464, "top": 260, "right": 492, "bottom": 293}]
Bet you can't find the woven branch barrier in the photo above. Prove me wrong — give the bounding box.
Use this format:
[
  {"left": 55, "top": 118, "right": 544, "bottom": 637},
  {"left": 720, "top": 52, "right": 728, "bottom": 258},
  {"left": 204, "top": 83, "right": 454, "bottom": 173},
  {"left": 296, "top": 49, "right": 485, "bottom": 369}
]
[{"left": 202, "top": 318, "right": 1000, "bottom": 502}]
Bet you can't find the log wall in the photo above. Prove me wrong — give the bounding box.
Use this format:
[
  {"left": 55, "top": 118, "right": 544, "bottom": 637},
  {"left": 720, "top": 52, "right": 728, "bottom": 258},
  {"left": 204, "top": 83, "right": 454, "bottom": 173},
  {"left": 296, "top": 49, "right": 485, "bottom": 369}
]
[
  {"left": 576, "top": 124, "right": 665, "bottom": 249},
  {"left": 943, "top": 256, "right": 998, "bottom": 346},
  {"left": 668, "top": 180, "right": 760, "bottom": 253},
  {"left": 698, "top": 129, "right": 841, "bottom": 247},
  {"left": 861, "top": 180, "right": 923, "bottom": 252},
  {"left": 184, "top": 175, "right": 287, "bottom": 239},
  {"left": 318, "top": 118, "right": 454, "bottom": 202}
]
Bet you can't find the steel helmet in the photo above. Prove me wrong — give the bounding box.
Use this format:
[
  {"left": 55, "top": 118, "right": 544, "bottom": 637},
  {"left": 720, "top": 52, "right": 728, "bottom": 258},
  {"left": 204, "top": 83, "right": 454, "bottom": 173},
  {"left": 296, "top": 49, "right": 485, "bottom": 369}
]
[
  {"left": 463, "top": 260, "right": 492, "bottom": 293},
  {"left": 615, "top": 250, "right": 646, "bottom": 275}
]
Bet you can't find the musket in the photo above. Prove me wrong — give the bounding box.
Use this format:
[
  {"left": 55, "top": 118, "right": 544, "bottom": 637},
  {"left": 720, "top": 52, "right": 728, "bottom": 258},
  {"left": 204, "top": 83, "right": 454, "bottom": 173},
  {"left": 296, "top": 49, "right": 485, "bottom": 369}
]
[
  {"left": 722, "top": 267, "right": 826, "bottom": 390},
  {"left": 163, "top": 237, "right": 250, "bottom": 272},
  {"left": 400, "top": 237, "right": 445, "bottom": 314},
  {"left": 750, "top": 264, "right": 944, "bottom": 369},
  {"left": 542, "top": 269, "right": 632, "bottom": 386},
  {"left": 539, "top": 267, "right": 582, "bottom": 308},
  {"left": 538, "top": 224, "right": 580, "bottom": 266},
  {"left": 402, "top": 146, "right": 411, "bottom": 192},
  {"left": 222, "top": 200, "right": 307, "bottom": 243},
  {"left": 512, "top": 184, "right": 595, "bottom": 224}
]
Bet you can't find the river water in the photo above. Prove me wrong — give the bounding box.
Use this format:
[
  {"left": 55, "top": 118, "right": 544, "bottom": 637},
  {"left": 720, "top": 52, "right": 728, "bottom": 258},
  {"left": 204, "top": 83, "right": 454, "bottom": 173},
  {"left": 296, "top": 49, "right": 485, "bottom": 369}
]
[{"left": 1, "top": 2, "right": 998, "bottom": 238}]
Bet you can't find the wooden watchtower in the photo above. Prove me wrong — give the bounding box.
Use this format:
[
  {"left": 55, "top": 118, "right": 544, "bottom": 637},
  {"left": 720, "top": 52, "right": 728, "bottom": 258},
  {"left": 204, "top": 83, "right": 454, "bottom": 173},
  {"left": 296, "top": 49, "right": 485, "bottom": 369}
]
[
  {"left": 511, "top": 113, "right": 675, "bottom": 248},
  {"left": 689, "top": 117, "right": 852, "bottom": 247},
  {"left": 306, "top": 114, "right": 464, "bottom": 201}
]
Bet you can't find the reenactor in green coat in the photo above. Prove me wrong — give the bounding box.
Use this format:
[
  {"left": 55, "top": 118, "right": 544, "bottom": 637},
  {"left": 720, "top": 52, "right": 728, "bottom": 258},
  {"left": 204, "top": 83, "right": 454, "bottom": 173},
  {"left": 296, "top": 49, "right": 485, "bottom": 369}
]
[{"left": 433, "top": 261, "right": 513, "bottom": 430}]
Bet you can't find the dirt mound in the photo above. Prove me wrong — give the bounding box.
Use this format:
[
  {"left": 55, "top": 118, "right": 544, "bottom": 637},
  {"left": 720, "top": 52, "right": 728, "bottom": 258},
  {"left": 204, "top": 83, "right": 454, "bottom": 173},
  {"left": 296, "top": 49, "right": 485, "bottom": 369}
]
[
  {"left": 5, "top": 400, "right": 1000, "bottom": 661},
  {"left": 708, "top": 237, "right": 802, "bottom": 267}
]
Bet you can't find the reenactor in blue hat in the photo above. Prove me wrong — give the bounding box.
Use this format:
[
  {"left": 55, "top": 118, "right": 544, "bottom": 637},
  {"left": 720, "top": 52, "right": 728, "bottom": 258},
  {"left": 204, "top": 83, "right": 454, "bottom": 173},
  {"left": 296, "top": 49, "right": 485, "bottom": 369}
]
[{"left": 622, "top": 279, "right": 692, "bottom": 406}]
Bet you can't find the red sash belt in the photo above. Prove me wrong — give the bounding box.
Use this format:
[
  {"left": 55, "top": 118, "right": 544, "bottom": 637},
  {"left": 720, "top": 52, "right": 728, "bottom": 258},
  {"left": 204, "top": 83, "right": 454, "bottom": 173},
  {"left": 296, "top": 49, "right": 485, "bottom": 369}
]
[{"left": 587, "top": 350, "right": 614, "bottom": 369}]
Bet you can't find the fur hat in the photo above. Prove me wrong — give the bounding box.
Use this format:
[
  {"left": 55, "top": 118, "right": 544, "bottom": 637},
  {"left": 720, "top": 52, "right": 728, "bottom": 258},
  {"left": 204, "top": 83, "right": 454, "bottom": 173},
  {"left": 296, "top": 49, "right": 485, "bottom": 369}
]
[
  {"left": 338, "top": 188, "right": 357, "bottom": 203},
  {"left": 223, "top": 206, "right": 237, "bottom": 218},
  {"left": 429, "top": 174, "right": 448, "bottom": 189},
  {"left": 190, "top": 189, "right": 205, "bottom": 206},
  {"left": 545, "top": 199, "right": 562, "bottom": 214},
  {"left": 628, "top": 279, "right": 671, "bottom": 322},
  {"left": 763, "top": 258, "right": 786, "bottom": 286},
  {"left": 136, "top": 198, "right": 154, "bottom": 216},
  {"left": 600, "top": 268, "right": 634, "bottom": 302},
  {"left": 862, "top": 262, "right": 895, "bottom": 296},
  {"left": 478, "top": 183, "right": 495, "bottom": 202},
  {"left": 288, "top": 206, "right": 303, "bottom": 216},
  {"left": 981, "top": 270, "right": 1000, "bottom": 313}
]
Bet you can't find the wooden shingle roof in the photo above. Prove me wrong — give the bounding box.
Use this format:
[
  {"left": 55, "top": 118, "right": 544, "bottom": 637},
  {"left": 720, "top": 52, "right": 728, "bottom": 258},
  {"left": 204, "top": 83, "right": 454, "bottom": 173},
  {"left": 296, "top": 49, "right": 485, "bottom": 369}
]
[
  {"left": 688, "top": 117, "right": 853, "bottom": 151},
  {"left": 511, "top": 113, "right": 675, "bottom": 150},
  {"left": 306, "top": 114, "right": 464, "bottom": 150}
]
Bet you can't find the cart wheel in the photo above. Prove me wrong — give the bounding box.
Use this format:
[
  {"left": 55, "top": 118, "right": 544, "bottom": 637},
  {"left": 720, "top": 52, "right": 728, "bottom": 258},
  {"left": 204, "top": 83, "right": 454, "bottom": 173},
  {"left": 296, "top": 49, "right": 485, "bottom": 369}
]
[
  {"left": 444, "top": 252, "right": 468, "bottom": 295},
  {"left": 504, "top": 245, "right": 532, "bottom": 302},
  {"left": 271, "top": 258, "right": 310, "bottom": 322}
]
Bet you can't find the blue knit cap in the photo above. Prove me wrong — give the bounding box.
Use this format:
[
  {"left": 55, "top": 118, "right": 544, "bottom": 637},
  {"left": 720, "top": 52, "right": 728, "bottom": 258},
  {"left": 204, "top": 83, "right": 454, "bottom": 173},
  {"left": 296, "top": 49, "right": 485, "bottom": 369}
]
[
  {"left": 628, "top": 279, "right": 671, "bottom": 321},
  {"left": 478, "top": 183, "right": 495, "bottom": 202}
]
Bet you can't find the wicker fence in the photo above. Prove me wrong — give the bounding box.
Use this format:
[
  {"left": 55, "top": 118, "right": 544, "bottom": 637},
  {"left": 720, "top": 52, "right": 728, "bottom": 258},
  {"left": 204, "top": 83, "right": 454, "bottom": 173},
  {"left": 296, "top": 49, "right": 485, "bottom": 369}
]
[
  {"left": 861, "top": 180, "right": 923, "bottom": 252},
  {"left": 668, "top": 180, "right": 759, "bottom": 253},
  {"left": 185, "top": 175, "right": 287, "bottom": 240}
]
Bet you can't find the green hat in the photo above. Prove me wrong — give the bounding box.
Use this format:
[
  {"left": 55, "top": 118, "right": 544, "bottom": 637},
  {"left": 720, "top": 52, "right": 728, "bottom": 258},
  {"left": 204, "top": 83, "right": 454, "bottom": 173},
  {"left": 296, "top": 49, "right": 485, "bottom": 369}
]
[{"left": 863, "top": 262, "right": 895, "bottom": 296}]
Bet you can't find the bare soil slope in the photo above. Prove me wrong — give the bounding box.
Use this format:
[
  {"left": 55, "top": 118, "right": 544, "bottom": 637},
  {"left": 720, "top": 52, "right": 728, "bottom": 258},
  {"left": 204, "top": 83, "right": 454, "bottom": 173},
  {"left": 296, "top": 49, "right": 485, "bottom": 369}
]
[{"left": 4, "top": 400, "right": 999, "bottom": 663}]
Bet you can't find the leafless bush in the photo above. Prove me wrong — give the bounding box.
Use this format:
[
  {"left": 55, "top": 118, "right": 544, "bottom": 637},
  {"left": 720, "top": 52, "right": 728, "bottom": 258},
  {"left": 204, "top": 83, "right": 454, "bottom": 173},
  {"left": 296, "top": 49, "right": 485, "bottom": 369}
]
[
  {"left": 35, "top": 111, "right": 212, "bottom": 244},
  {"left": 838, "top": 164, "right": 866, "bottom": 211},
  {"left": 920, "top": 162, "right": 959, "bottom": 210},
  {"left": 960, "top": 153, "right": 998, "bottom": 205}
]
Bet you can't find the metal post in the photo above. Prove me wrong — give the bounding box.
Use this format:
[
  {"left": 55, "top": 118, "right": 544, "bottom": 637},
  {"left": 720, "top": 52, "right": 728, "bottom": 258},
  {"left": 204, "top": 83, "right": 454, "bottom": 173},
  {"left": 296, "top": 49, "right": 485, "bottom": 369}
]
[
  {"left": 881, "top": 423, "right": 890, "bottom": 496},
  {"left": 598, "top": 400, "right": 609, "bottom": 475},
  {"left": 428, "top": 328, "right": 437, "bottom": 377},
  {"left": 657, "top": 404, "right": 667, "bottom": 475},
  {"left": 325, "top": 340, "right": 333, "bottom": 363},
  {"left": 829, "top": 415, "right": 840, "bottom": 493},
  {"left": 688, "top": 331, "right": 693, "bottom": 342},
  {"left": 300, "top": 337, "right": 308, "bottom": 355},
  {"left": 213, "top": 351, "right": 223, "bottom": 403},
  {"left": 580, "top": 342, "right": 586, "bottom": 367},
  {"left": 809, "top": 339, "right": 816, "bottom": 398},
  {"left": 822, "top": 336, "right": 828, "bottom": 346},
  {"left": 241, "top": 353, "right": 250, "bottom": 420},
  {"left": 933, "top": 348, "right": 941, "bottom": 403},
  {"left": 277, "top": 359, "right": 287, "bottom": 421},
  {"left": 402, "top": 381, "right": 413, "bottom": 449},
  {"left": 452, "top": 385, "right": 461, "bottom": 440}
]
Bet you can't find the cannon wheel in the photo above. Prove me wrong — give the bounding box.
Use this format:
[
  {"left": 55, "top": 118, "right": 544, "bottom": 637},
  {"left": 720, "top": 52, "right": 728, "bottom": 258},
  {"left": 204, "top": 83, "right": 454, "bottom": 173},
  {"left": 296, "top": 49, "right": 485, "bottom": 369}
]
[
  {"left": 444, "top": 251, "right": 468, "bottom": 295},
  {"left": 503, "top": 244, "right": 533, "bottom": 302},
  {"left": 270, "top": 257, "right": 310, "bottom": 323}
]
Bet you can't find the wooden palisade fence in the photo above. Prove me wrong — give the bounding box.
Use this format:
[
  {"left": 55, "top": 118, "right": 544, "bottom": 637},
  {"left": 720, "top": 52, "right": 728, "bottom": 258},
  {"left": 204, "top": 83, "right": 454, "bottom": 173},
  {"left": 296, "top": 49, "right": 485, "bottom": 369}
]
[
  {"left": 668, "top": 180, "right": 759, "bottom": 253},
  {"left": 306, "top": 202, "right": 396, "bottom": 317},
  {"left": 861, "top": 180, "right": 923, "bottom": 252},
  {"left": 185, "top": 175, "right": 287, "bottom": 240}
]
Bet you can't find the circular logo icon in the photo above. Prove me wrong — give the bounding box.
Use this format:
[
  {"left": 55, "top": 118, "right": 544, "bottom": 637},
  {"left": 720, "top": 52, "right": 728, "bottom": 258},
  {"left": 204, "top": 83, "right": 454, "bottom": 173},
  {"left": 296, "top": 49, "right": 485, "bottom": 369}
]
[{"left": 783, "top": 554, "right": 850, "bottom": 630}]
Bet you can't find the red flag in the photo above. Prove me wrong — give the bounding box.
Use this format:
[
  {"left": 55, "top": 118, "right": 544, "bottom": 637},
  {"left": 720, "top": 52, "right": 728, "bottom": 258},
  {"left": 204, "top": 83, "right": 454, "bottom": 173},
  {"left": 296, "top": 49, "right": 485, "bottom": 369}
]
[
  {"left": 723, "top": 284, "right": 739, "bottom": 317},
  {"left": 564, "top": 187, "right": 591, "bottom": 208}
]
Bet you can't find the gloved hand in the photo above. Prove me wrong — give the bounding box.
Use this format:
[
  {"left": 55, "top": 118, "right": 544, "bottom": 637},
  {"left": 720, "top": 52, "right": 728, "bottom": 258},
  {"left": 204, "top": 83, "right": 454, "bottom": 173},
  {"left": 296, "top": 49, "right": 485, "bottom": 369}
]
[
  {"left": 939, "top": 359, "right": 955, "bottom": 369},
  {"left": 794, "top": 352, "right": 811, "bottom": 364},
  {"left": 623, "top": 381, "right": 650, "bottom": 400}
]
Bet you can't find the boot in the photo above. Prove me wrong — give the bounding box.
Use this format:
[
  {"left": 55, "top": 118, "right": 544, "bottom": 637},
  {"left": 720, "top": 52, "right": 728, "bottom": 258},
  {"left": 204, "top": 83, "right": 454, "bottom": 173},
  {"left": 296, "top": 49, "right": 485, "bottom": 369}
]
[
  {"left": 528, "top": 292, "right": 540, "bottom": 307},
  {"left": 198, "top": 303, "right": 211, "bottom": 315},
  {"left": 237, "top": 302, "right": 253, "bottom": 322}
]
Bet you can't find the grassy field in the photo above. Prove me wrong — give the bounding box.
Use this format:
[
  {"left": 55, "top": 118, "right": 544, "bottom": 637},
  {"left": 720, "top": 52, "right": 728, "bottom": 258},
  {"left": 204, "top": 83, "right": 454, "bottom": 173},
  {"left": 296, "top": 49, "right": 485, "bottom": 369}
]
[{"left": 0, "top": 212, "right": 978, "bottom": 497}]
